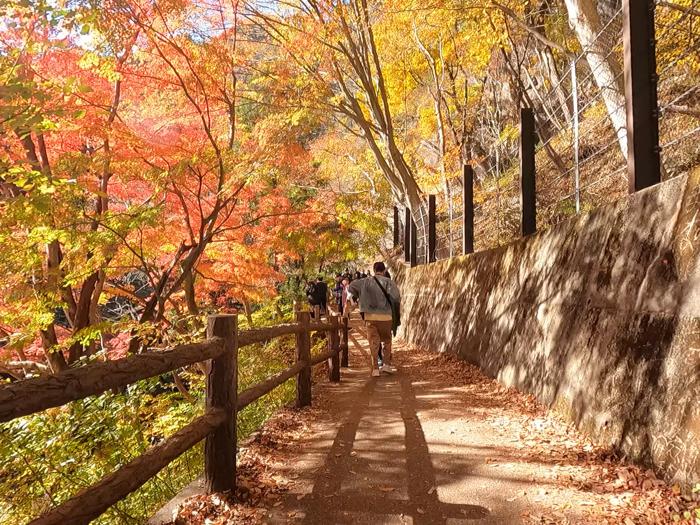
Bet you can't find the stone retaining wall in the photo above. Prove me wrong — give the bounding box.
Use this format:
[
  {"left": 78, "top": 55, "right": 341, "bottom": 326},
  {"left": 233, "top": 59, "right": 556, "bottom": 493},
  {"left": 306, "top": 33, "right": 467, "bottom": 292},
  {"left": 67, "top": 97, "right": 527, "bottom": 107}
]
[{"left": 393, "top": 170, "right": 700, "bottom": 483}]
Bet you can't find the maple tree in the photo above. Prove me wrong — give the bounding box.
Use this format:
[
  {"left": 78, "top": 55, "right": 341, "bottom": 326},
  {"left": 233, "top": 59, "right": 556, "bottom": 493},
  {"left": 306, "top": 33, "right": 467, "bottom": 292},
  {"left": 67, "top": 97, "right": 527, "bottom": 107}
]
[{"left": 0, "top": 0, "right": 324, "bottom": 371}]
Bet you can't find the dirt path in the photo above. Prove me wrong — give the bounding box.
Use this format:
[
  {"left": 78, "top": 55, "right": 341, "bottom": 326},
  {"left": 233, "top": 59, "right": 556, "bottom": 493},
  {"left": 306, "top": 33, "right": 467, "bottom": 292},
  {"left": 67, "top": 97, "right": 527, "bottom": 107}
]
[{"left": 172, "top": 328, "right": 690, "bottom": 524}]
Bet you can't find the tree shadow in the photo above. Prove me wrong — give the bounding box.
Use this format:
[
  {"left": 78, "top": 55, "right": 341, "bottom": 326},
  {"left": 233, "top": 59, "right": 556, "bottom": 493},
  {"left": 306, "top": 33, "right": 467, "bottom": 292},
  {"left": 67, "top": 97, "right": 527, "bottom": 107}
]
[{"left": 297, "top": 373, "right": 490, "bottom": 524}]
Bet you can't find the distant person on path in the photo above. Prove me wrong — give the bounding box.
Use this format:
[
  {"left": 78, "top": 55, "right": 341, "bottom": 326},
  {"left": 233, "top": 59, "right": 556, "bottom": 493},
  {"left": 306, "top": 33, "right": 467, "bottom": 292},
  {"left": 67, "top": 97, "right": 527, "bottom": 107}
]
[
  {"left": 305, "top": 280, "right": 320, "bottom": 317},
  {"left": 347, "top": 261, "right": 400, "bottom": 377},
  {"left": 314, "top": 276, "right": 328, "bottom": 315},
  {"left": 341, "top": 276, "right": 351, "bottom": 314},
  {"left": 333, "top": 275, "right": 344, "bottom": 314}
]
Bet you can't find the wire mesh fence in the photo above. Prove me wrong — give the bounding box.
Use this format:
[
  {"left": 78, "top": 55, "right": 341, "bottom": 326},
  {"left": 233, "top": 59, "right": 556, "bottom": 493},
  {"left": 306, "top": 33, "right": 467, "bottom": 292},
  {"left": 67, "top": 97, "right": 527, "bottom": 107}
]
[
  {"left": 655, "top": 0, "right": 700, "bottom": 177},
  {"left": 434, "top": 176, "right": 464, "bottom": 260},
  {"left": 536, "top": 6, "right": 628, "bottom": 229},
  {"left": 398, "top": 0, "right": 699, "bottom": 266}
]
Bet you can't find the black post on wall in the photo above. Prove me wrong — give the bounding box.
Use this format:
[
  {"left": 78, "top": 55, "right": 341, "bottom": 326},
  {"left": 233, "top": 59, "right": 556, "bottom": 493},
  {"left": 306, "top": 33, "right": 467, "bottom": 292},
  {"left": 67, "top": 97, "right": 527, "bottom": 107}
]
[
  {"left": 623, "top": 0, "right": 661, "bottom": 192},
  {"left": 428, "top": 195, "right": 436, "bottom": 263},
  {"left": 393, "top": 206, "right": 400, "bottom": 247},
  {"left": 520, "top": 107, "right": 536, "bottom": 237},
  {"left": 463, "top": 164, "right": 474, "bottom": 255},
  {"left": 410, "top": 217, "right": 418, "bottom": 267},
  {"left": 404, "top": 208, "right": 411, "bottom": 263}
]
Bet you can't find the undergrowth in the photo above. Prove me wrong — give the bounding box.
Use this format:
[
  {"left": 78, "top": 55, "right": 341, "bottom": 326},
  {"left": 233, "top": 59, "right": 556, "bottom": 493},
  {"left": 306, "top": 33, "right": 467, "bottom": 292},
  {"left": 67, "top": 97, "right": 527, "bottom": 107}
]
[{"left": 0, "top": 302, "right": 301, "bottom": 524}]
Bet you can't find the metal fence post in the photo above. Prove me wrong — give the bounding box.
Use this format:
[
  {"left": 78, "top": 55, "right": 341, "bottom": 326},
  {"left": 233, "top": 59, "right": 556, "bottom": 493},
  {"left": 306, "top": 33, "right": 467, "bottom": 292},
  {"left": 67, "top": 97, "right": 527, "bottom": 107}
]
[
  {"left": 463, "top": 164, "right": 474, "bottom": 254},
  {"left": 623, "top": 0, "right": 661, "bottom": 192},
  {"left": 410, "top": 216, "right": 418, "bottom": 267},
  {"left": 571, "top": 59, "right": 581, "bottom": 213},
  {"left": 520, "top": 107, "right": 537, "bottom": 236},
  {"left": 205, "top": 314, "right": 237, "bottom": 494},
  {"left": 393, "top": 206, "right": 399, "bottom": 247},
  {"left": 404, "top": 208, "right": 411, "bottom": 263},
  {"left": 428, "top": 195, "right": 436, "bottom": 263}
]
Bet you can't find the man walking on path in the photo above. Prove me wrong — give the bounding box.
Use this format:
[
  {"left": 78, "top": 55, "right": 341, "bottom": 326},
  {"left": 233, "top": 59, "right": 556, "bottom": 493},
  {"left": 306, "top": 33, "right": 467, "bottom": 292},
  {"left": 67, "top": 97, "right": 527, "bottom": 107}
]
[{"left": 347, "top": 261, "right": 400, "bottom": 377}]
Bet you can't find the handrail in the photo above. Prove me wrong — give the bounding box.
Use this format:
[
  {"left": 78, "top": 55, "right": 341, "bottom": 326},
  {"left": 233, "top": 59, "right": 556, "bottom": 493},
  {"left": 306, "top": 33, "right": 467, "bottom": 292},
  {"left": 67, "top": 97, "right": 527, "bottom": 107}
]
[
  {"left": 0, "top": 339, "right": 225, "bottom": 423},
  {"left": 309, "top": 321, "right": 333, "bottom": 332},
  {"left": 311, "top": 347, "right": 338, "bottom": 366},
  {"left": 237, "top": 360, "right": 307, "bottom": 410},
  {"left": 29, "top": 409, "right": 227, "bottom": 525},
  {"left": 238, "top": 323, "right": 302, "bottom": 347},
  {"left": 0, "top": 310, "right": 350, "bottom": 524}
]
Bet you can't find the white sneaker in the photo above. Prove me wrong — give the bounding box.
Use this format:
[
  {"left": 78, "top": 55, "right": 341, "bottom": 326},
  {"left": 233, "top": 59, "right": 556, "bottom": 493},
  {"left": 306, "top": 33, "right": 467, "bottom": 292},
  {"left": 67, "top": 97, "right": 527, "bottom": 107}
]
[
  {"left": 371, "top": 369, "right": 380, "bottom": 377},
  {"left": 381, "top": 364, "right": 396, "bottom": 374}
]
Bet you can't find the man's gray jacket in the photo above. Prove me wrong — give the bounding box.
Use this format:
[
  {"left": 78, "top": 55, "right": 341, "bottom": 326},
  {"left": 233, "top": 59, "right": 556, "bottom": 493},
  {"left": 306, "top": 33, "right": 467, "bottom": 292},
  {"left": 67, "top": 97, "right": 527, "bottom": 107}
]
[{"left": 347, "top": 275, "right": 400, "bottom": 315}]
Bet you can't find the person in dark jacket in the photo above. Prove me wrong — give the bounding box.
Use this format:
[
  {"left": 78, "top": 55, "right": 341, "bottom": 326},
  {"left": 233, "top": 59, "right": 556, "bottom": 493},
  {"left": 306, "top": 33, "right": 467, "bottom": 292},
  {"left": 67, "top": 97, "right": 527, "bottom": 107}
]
[
  {"left": 314, "top": 276, "right": 328, "bottom": 314},
  {"left": 305, "top": 280, "right": 319, "bottom": 312},
  {"left": 333, "top": 275, "right": 344, "bottom": 314}
]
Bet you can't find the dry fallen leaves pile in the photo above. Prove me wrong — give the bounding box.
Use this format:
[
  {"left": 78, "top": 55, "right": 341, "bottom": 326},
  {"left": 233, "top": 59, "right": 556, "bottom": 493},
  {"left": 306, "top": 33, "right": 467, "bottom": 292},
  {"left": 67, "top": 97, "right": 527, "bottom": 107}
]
[
  {"left": 396, "top": 346, "right": 700, "bottom": 525},
  {"left": 168, "top": 408, "right": 317, "bottom": 525}
]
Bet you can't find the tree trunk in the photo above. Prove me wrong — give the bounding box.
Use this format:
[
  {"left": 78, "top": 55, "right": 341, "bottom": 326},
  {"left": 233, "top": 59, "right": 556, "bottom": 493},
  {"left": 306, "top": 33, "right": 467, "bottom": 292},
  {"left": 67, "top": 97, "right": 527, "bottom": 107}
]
[
  {"left": 182, "top": 265, "right": 199, "bottom": 316},
  {"left": 67, "top": 272, "right": 100, "bottom": 363},
  {"left": 563, "top": 0, "right": 628, "bottom": 158},
  {"left": 40, "top": 326, "right": 68, "bottom": 373},
  {"left": 242, "top": 296, "right": 253, "bottom": 327}
]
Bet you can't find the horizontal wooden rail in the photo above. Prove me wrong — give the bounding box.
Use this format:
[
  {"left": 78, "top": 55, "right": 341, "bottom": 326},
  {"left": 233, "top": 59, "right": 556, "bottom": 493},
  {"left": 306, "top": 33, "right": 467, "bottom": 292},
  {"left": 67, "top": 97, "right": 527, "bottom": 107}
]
[
  {"left": 310, "top": 347, "right": 339, "bottom": 366},
  {"left": 0, "top": 339, "right": 224, "bottom": 423},
  {"left": 29, "top": 408, "right": 226, "bottom": 525},
  {"left": 237, "top": 360, "right": 307, "bottom": 410},
  {"left": 309, "top": 322, "right": 333, "bottom": 332},
  {"left": 237, "top": 323, "right": 301, "bottom": 347}
]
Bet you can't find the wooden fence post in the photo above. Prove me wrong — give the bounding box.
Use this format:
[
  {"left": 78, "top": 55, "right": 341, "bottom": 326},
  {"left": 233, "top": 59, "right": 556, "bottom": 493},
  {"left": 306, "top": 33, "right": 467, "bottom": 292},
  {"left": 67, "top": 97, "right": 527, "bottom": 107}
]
[
  {"left": 410, "top": 216, "right": 418, "bottom": 267},
  {"left": 328, "top": 316, "right": 340, "bottom": 383},
  {"left": 205, "top": 315, "right": 237, "bottom": 494},
  {"left": 520, "top": 107, "right": 537, "bottom": 237},
  {"left": 463, "top": 164, "right": 474, "bottom": 255},
  {"left": 428, "top": 194, "right": 436, "bottom": 263},
  {"left": 623, "top": 0, "right": 661, "bottom": 192},
  {"left": 295, "top": 310, "right": 312, "bottom": 408},
  {"left": 340, "top": 316, "right": 349, "bottom": 368},
  {"left": 404, "top": 208, "right": 411, "bottom": 263}
]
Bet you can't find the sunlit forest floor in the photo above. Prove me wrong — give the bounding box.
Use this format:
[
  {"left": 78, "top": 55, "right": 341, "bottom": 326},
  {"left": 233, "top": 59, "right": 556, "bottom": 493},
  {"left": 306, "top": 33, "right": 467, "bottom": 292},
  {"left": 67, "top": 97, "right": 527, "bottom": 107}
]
[{"left": 167, "top": 331, "right": 698, "bottom": 524}]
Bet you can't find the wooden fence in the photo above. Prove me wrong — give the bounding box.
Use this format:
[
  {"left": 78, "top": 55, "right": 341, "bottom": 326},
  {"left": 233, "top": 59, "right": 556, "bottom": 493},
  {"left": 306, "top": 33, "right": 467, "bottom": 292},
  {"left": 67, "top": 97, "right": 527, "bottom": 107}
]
[{"left": 0, "top": 310, "right": 350, "bottom": 525}]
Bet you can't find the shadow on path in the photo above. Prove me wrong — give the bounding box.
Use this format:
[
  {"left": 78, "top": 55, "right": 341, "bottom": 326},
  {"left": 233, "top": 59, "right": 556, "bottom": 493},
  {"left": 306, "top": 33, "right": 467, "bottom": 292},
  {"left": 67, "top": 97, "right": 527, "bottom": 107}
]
[{"left": 299, "top": 364, "right": 490, "bottom": 524}]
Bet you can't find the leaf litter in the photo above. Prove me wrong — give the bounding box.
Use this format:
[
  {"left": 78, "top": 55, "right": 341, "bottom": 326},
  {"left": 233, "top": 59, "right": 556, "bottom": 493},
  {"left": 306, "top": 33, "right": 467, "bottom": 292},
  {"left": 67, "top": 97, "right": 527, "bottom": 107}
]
[
  {"left": 396, "top": 345, "right": 699, "bottom": 525},
  {"left": 167, "top": 407, "right": 316, "bottom": 524},
  {"left": 168, "top": 344, "right": 699, "bottom": 524}
]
